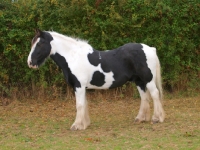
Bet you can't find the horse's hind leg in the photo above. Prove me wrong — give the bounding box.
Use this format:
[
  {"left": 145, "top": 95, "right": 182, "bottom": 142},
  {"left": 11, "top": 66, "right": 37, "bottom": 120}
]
[
  {"left": 70, "top": 87, "right": 90, "bottom": 130},
  {"left": 135, "top": 86, "right": 151, "bottom": 123},
  {"left": 146, "top": 81, "right": 165, "bottom": 123}
]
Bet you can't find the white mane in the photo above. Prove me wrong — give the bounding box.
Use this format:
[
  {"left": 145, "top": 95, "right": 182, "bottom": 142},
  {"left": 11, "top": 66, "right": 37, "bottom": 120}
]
[
  {"left": 47, "top": 31, "right": 93, "bottom": 56},
  {"left": 48, "top": 31, "right": 89, "bottom": 47}
]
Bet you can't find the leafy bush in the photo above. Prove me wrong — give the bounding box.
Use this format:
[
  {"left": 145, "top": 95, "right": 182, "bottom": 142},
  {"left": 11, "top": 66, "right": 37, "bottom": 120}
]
[{"left": 0, "top": 0, "right": 199, "bottom": 96}]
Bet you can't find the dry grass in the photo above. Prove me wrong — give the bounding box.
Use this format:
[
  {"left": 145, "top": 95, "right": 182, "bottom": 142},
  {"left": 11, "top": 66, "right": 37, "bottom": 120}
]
[{"left": 0, "top": 91, "right": 200, "bottom": 149}]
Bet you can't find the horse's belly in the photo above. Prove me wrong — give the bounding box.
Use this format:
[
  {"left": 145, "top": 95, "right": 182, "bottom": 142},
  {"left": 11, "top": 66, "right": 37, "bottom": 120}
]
[
  {"left": 86, "top": 70, "right": 114, "bottom": 89},
  {"left": 86, "top": 84, "right": 110, "bottom": 89}
]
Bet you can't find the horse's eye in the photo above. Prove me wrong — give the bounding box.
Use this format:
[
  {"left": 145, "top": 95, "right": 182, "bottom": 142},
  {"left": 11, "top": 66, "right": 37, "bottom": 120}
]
[{"left": 37, "top": 42, "right": 42, "bottom": 46}]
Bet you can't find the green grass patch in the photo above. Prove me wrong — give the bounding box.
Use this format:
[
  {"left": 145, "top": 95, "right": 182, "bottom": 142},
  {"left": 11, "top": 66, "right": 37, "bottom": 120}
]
[{"left": 0, "top": 96, "right": 200, "bottom": 149}]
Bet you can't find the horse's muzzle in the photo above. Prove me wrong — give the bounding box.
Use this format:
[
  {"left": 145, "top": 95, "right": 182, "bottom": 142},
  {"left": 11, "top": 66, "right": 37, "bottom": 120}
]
[{"left": 28, "top": 60, "right": 38, "bottom": 69}]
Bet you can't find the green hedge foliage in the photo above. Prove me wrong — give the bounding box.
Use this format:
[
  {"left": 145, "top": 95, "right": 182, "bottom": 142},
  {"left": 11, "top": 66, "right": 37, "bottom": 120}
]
[{"left": 0, "top": 0, "right": 200, "bottom": 94}]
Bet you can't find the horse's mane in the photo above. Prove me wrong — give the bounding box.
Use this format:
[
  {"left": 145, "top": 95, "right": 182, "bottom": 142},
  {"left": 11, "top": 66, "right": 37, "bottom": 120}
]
[{"left": 48, "top": 31, "right": 89, "bottom": 46}]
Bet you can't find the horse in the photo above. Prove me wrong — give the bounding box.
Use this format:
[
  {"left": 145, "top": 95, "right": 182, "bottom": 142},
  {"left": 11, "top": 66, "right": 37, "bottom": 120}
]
[{"left": 27, "top": 29, "right": 165, "bottom": 130}]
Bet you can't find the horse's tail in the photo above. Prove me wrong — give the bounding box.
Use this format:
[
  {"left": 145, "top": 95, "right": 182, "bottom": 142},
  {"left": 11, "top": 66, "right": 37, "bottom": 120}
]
[
  {"left": 155, "top": 52, "right": 163, "bottom": 103},
  {"left": 151, "top": 47, "right": 163, "bottom": 102}
]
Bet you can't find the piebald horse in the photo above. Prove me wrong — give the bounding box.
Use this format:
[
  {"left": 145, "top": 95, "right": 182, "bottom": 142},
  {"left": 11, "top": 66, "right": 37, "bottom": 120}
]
[{"left": 27, "top": 29, "right": 165, "bottom": 130}]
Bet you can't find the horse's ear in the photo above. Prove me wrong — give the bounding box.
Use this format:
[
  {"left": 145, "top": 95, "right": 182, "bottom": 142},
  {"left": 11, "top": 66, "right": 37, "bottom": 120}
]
[{"left": 35, "top": 28, "right": 42, "bottom": 37}]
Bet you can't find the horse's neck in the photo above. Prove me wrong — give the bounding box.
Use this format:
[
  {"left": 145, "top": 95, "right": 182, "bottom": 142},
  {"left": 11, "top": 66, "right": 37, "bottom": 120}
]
[
  {"left": 51, "top": 37, "right": 74, "bottom": 55},
  {"left": 51, "top": 33, "right": 92, "bottom": 57},
  {"left": 50, "top": 33, "right": 93, "bottom": 62},
  {"left": 49, "top": 36, "right": 73, "bottom": 70}
]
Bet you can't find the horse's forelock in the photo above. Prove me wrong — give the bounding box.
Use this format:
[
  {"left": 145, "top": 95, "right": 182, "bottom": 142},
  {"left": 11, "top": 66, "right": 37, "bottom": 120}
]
[
  {"left": 31, "top": 29, "right": 42, "bottom": 46},
  {"left": 31, "top": 35, "right": 39, "bottom": 47}
]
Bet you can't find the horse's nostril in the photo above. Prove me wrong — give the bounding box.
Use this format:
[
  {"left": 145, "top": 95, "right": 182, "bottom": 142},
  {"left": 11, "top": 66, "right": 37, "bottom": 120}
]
[{"left": 28, "top": 60, "right": 33, "bottom": 68}]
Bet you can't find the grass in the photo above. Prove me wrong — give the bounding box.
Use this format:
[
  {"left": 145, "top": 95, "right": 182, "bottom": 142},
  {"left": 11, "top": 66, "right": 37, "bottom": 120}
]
[{"left": 0, "top": 94, "right": 200, "bottom": 150}]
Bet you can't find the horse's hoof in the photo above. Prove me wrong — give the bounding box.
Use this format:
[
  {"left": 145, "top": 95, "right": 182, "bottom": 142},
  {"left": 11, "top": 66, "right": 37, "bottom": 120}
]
[
  {"left": 70, "top": 123, "right": 87, "bottom": 130},
  {"left": 70, "top": 125, "right": 78, "bottom": 131},
  {"left": 134, "top": 118, "right": 145, "bottom": 124},
  {"left": 151, "top": 120, "right": 159, "bottom": 124},
  {"left": 134, "top": 118, "right": 140, "bottom": 123}
]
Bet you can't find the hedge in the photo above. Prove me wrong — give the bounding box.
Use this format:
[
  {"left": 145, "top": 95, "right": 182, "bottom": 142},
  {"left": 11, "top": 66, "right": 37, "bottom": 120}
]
[{"left": 0, "top": 0, "right": 199, "bottom": 96}]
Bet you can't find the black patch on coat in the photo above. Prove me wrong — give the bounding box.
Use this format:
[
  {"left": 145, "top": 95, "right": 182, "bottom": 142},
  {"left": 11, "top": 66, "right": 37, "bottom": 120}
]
[
  {"left": 87, "top": 49, "right": 100, "bottom": 67},
  {"left": 31, "top": 32, "right": 53, "bottom": 67},
  {"left": 88, "top": 43, "right": 153, "bottom": 92},
  {"left": 50, "top": 53, "right": 81, "bottom": 91},
  {"left": 87, "top": 50, "right": 111, "bottom": 73},
  {"left": 123, "top": 43, "right": 153, "bottom": 91},
  {"left": 90, "top": 71, "right": 105, "bottom": 87}
]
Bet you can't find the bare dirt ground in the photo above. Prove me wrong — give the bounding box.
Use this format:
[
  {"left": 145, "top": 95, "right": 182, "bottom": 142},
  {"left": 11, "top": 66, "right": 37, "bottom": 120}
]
[{"left": 0, "top": 94, "right": 200, "bottom": 149}]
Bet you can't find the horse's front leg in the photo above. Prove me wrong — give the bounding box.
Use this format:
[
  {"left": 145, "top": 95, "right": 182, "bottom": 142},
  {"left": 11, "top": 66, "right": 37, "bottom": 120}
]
[{"left": 70, "top": 87, "right": 90, "bottom": 130}]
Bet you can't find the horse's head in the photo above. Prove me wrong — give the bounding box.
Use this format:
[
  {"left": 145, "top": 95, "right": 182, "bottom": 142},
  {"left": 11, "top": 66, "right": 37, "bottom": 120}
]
[{"left": 27, "top": 29, "right": 53, "bottom": 68}]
